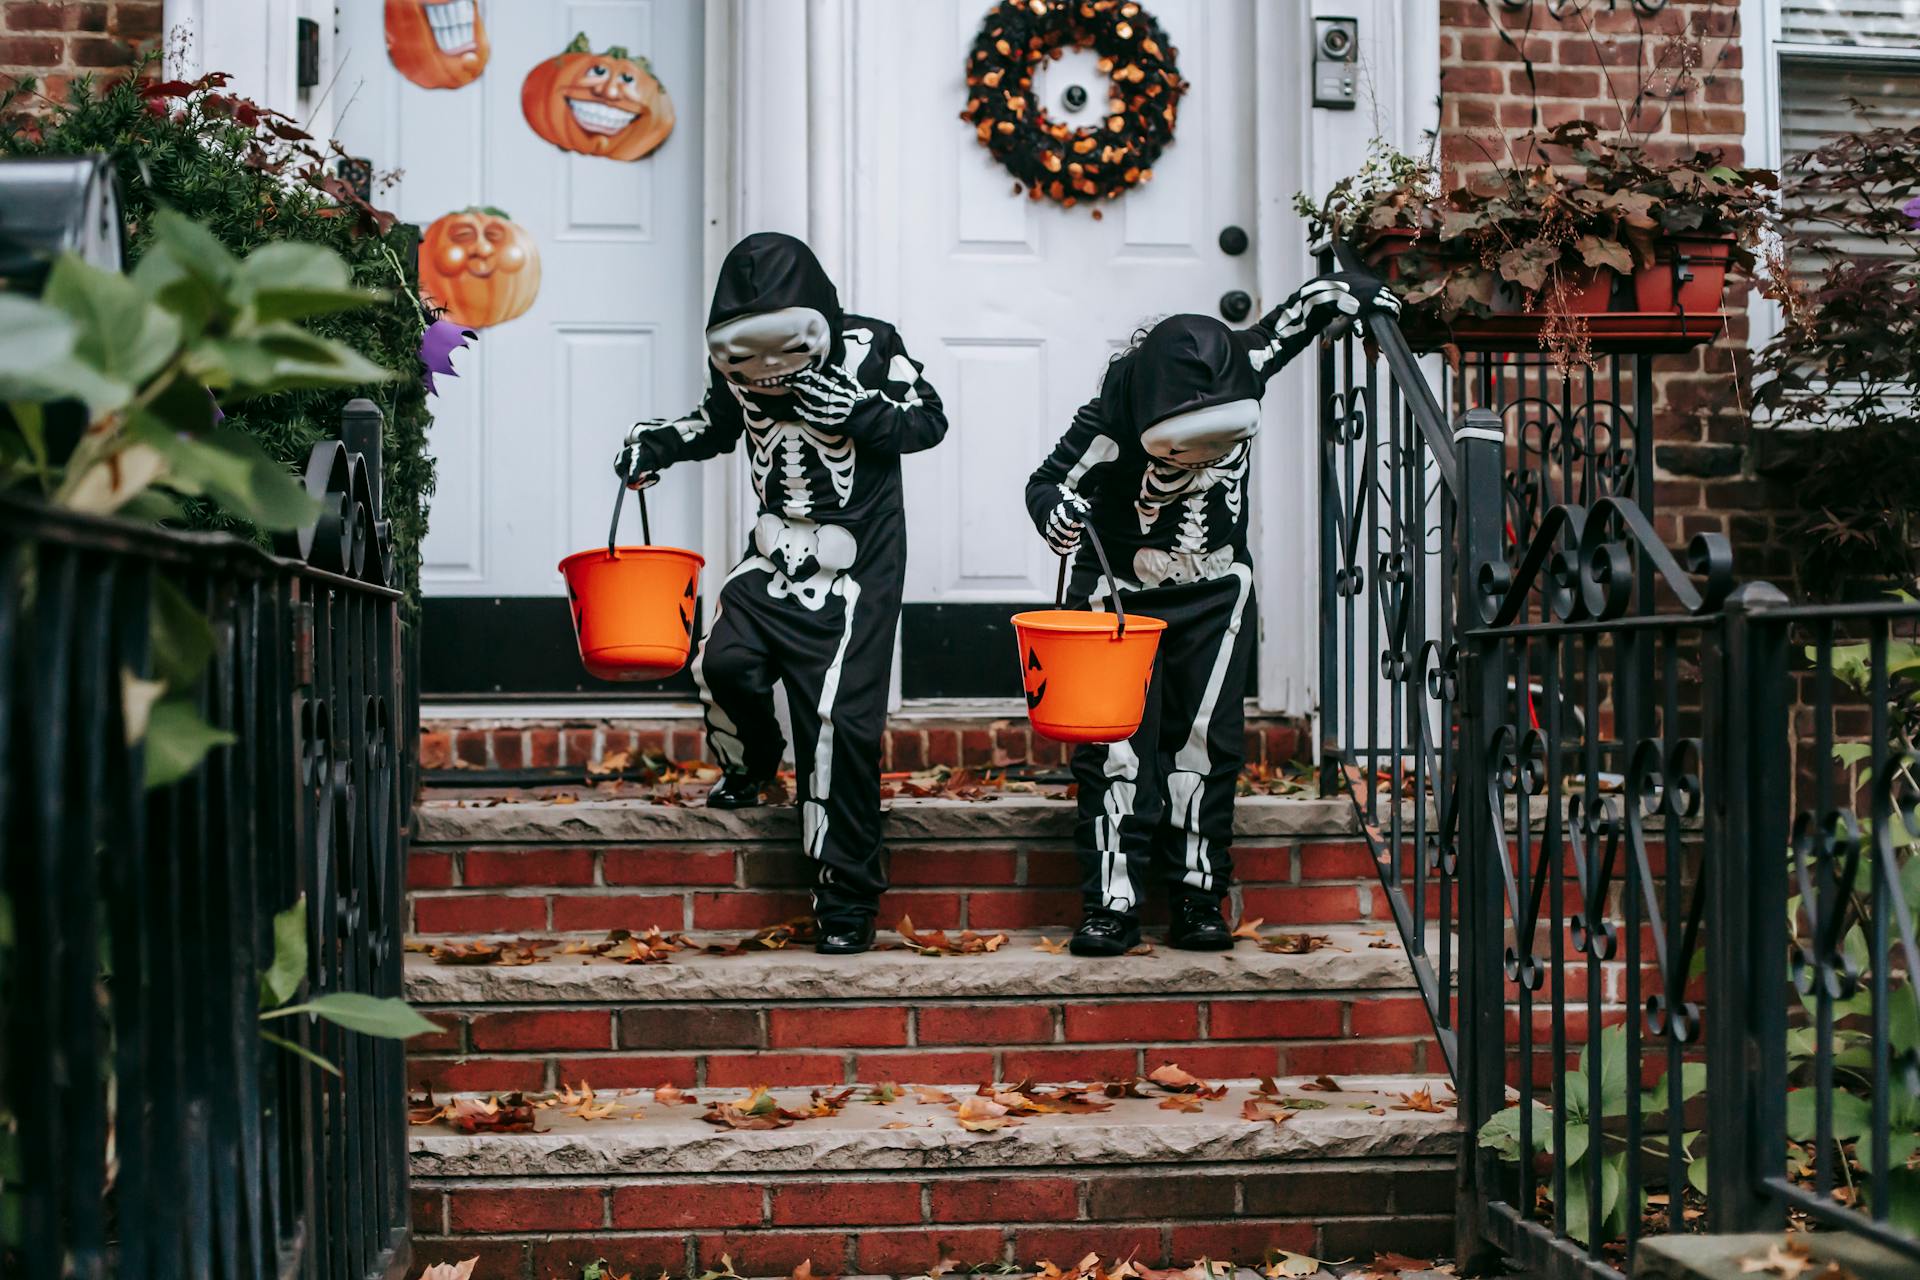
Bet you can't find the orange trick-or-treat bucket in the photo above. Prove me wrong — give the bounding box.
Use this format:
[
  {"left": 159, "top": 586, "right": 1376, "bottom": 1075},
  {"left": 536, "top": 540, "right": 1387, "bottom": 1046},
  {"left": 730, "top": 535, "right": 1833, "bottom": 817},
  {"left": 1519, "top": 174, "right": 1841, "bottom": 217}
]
[
  {"left": 559, "top": 481, "right": 705, "bottom": 682},
  {"left": 1012, "top": 526, "right": 1165, "bottom": 744}
]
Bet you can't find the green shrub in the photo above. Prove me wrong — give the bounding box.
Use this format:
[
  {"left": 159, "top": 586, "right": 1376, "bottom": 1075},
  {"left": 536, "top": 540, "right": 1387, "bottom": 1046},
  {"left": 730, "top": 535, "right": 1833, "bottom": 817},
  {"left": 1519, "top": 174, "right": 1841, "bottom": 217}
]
[{"left": 1, "top": 61, "right": 436, "bottom": 599}]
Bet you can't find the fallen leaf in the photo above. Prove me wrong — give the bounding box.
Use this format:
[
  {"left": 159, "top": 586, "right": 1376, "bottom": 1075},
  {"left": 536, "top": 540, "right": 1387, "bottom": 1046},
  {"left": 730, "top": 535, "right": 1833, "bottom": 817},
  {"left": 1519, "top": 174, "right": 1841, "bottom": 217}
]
[
  {"left": 654, "top": 1083, "right": 696, "bottom": 1105},
  {"left": 864, "top": 1082, "right": 903, "bottom": 1105},
  {"left": 702, "top": 1086, "right": 796, "bottom": 1130},
  {"left": 1147, "top": 1063, "right": 1212, "bottom": 1093},
  {"left": 1034, "top": 936, "right": 1069, "bottom": 954},
  {"left": 914, "top": 1085, "right": 957, "bottom": 1105},
  {"left": 1241, "top": 1096, "right": 1293, "bottom": 1126},
  {"left": 881, "top": 1120, "right": 921, "bottom": 1129},
  {"left": 1231, "top": 917, "right": 1265, "bottom": 940},
  {"left": 550, "top": 792, "right": 579, "bottom": 805},
  {"left": 418, "top": 1259, "right": 478, "bottom": 1280},
  {"left": 442, "top": 1093, "right": 540, "bottom": 1134},
  {"left": 588, "top": 749, "right": 633, "bottom": 777},
  {"left": 1392, "top": 1086, "right": 1448, "bottom": 1113},
  {"left": 790, "top": 1260, "right": 839, "bottom": 1280},
  {"left": 954, "top": 1093, "right": 1020, "bottom": 1131},
  {"left": 1300, "top": 1074, "right": 1343, "bottom": 1092},
  {"left": 1265, "top": 1251, "right": 1327, "bottom": 1278},
  {"left": 1738, "top": 1241, "right": 1818, "bottom": 1280},
  {"left": 1158, "top": 1094, "right": 1205, "bottom": 1113},
  {"left": 1260, "top": 932, "right": 1335, "bottom": 955}
]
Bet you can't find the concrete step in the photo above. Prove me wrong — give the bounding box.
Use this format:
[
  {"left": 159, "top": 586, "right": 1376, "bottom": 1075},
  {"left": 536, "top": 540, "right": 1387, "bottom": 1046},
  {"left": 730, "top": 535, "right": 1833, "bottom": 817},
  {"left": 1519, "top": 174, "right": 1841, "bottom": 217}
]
[
  {"left": 407, "top": 794, "right": 1426, "bottom": 936},
  {"left": 408, "top": 1075, "right": 1460, "bottom": 1279},
  {"left": 403, "top": 926, "right": 1446, "bottom": 1095}
]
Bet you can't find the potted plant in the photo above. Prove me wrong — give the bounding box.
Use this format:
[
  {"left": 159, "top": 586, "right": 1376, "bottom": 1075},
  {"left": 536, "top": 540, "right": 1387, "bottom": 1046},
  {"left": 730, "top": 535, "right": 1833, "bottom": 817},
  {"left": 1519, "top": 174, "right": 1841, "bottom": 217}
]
[
  {"left": 1560, "top": 121, "right": 1774, "bottom": 315},
  {"left": 1300, "top": 122, "right": 1777, "bottom": 363}
]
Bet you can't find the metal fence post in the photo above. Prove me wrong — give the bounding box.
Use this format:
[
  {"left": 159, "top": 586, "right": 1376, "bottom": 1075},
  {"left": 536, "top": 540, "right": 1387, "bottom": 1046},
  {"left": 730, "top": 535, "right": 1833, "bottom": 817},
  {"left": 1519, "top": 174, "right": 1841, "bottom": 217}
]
[
  {"left": 1451, "top": 406, "right": 1507, "bottom": 1264},
  {"left": 1706, "top": 581, "right": 1790, "bottom": 1234}
]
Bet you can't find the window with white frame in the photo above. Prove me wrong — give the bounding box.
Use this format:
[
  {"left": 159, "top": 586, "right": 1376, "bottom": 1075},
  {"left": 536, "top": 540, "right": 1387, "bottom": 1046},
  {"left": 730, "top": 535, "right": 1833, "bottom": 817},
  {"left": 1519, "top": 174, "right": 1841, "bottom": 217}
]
[{"left": 1774, "top": 2, "right": 1920, "bottom": 171}]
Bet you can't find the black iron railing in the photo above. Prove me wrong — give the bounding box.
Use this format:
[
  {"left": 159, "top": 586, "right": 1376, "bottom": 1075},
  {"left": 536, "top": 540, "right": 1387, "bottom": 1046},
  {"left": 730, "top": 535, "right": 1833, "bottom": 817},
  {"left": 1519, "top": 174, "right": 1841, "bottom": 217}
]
[
  {"left": 0, "top": 411, "right": 412, "bottom": 1280},
  {"left": 1317, "top": 252, "right": 1920, "bottom": 1275}
]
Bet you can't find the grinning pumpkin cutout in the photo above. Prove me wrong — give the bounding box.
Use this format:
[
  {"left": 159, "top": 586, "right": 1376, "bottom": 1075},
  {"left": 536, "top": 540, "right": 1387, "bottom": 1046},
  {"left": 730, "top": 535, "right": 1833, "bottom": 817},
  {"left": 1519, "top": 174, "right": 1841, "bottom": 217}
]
[
  {"left": 418, "top": 207, "right": 541, "bottom": 329},
  {"left": 521, "top": 33, "right": 675, "bottom": 161},
  {"left": 386, "top": 0, "right": 489, "bottom": 90}
]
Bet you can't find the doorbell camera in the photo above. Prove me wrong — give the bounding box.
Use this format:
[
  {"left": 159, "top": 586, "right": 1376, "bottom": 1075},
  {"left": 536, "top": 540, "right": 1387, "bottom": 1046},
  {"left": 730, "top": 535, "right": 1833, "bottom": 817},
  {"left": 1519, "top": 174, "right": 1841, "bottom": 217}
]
[{"left": 1313, "top": 17, "right": 1359, "bottom": 111}]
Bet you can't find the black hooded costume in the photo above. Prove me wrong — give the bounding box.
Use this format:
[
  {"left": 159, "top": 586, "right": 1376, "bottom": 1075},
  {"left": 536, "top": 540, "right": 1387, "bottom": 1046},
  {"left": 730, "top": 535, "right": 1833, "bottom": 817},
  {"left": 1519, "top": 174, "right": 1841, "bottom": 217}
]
[
  {"left": 1023, "top": 273, "right": 1393, "bottom": 939},
  {"left": 618, "top": 233, "right": 947, "bottom": 927}
]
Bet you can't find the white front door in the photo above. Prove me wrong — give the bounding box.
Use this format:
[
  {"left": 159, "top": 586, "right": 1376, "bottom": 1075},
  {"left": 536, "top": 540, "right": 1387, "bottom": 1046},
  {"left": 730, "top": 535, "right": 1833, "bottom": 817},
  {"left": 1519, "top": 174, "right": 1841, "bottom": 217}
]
[
  {"left": 334, "top": 0, "right": 705, "bottom": 694},
  {"left": 849, "top": 0, "right": 1267, "bottom": 699}
]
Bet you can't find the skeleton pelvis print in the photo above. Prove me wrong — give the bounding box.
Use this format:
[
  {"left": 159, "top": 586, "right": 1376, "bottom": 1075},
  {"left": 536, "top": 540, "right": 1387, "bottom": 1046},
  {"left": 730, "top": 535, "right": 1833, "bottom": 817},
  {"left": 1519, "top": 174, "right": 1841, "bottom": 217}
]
[{"left": 752, "top": 514, "right": 857, "bottom": 611}]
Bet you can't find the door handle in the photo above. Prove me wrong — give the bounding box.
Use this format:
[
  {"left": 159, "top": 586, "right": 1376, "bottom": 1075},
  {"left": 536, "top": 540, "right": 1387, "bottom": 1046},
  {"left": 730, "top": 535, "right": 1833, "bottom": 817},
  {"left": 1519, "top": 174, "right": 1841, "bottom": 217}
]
[
  {"left": 1219, "top": 290, "right": 1252, "bottom": 322},
  {"left": 1218, "top": 225, "right": 1249, "bottom": 255}
]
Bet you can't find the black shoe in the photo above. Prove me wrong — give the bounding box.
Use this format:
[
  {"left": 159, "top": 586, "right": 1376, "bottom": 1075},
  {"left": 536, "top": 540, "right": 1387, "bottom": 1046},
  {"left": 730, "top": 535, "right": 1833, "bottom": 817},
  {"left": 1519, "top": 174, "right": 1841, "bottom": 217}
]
[
  {"left": 815, "top": 916, "right": 876, "bottom": 955},
  {"left": 1169, "top": 895, "right": 1234, "bottom": 951},
  {"left": 706, "top": 773, "right": 769, "bottom": 809},
  {"left": 1070, "top": 911, "right": 1141, "bottom": 957}
]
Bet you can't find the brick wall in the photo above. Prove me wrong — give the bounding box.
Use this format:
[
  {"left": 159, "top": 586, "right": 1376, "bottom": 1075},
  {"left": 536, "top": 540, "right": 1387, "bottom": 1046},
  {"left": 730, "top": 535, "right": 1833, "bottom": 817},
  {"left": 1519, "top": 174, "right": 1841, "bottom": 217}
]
[
  {"left": 1437, "top": 0, "right": 1798, "bottom": 586},
  {"left": 0, "top": 0, "right": 161, "bottom": 105}
]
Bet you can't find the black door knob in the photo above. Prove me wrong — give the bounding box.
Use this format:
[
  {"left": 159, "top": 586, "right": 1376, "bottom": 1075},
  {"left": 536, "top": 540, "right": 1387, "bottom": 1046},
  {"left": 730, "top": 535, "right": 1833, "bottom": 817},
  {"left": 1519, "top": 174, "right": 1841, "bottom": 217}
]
[
  {"left": 1219, "top": 290, "right": 1252, "bottom": 322},
  {"left": 1218, "top": 225, "right": 1249, "bottom": 255}
]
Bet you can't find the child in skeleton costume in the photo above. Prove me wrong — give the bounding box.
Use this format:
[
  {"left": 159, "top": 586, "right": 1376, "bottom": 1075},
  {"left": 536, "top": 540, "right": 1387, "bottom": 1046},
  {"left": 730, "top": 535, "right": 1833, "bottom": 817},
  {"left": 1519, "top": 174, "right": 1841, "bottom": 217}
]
[
  {"left": 1025, "top": 271, "right": 1397, "bottom": 956},
  {"left": 616, "top": 233, "right": 948, "bottom": 954}
]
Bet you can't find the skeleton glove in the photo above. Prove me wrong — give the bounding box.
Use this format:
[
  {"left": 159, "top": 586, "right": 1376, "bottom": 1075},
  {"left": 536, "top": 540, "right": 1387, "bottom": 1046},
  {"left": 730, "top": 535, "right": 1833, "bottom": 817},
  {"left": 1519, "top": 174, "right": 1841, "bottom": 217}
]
[
  {"left": 1312, "top": 270, "right": 1401, "bottom": 340},
  {"left": 1042, "top": 490, "right": 1092, "bottom": 557},
  {"left": 614, "top": 424, "right": 664, "bottom": 491},
  {"left": 788, "top": 365, "right": 873, "bottom": 428}
]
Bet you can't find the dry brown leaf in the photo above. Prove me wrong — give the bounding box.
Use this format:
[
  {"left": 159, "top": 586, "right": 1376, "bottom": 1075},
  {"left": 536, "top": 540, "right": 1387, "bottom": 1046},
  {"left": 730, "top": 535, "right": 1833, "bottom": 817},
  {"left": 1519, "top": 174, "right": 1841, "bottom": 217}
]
[
  {"left": 1147, "top": 1063, "right": 1211, "bottom": 1093},
  {"left": 1392, "top": 1086, "right": 1449, "bottom": 1113},
  {"left": 881, "top": 1120, "right": 922, "bottom": 1129},
  {"left": 953, "top": 1093, "right": 1019, "bottom": 1131},
  {"left": 1158, "top": 1094, "right": 1205, "bottom": 1113},
  {"left": 1264, "top": 1251, "right": 1328, "bottom": 1278},
  {"left": 914, "top": 1085, "right": 957, "bottom": 1105},
  {"left": 550, "top": 792, "right": 579, "bottom": 805},
  {"left": 701, "top": 1086, "right": 796, "bottom": 1130},
  {"left": 588, "top": 749, "right": 633, "bottom": 777},
  {"left": 1300, "top": 1074, "right": 1343, "bottom": 1092},
  {"left": 1034, "top": 936, "right": 1069, "bottom": 954},
  {"left": 1737, "top": 1241, "right": 1819, "bottom": 1280},
  {"left": 418, "top": 1259, "right": 479, "bottom": 1280},
  {"left": 442, "top": 1093, "right": 539, "bottom": 1134},
  {"left": 1241, "top": 1096, "right": 1294, "bottom": 1126},
  {"left": 1260, "top": 932, "right": 1333, "bottom": 955},
  {"left": 1231, "top": 916, "right": 1266, "bottom": 940},
  {"left": 654, "top": 1083, "right": 696, "bottom": 1105}
]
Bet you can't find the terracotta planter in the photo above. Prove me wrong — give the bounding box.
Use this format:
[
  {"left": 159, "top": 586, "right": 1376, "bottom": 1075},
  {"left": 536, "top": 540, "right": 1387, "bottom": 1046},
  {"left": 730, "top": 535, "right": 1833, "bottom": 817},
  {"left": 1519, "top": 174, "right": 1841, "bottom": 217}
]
[
  {"left": 1554, "top": 263, "right": 1616, "bottom": 314},
  {"left": 1362, "top": 228, "right": 1421, "bottom": 282},
  {"left": 1633, "top": 235, "right": 1733, "bottom": 314}
]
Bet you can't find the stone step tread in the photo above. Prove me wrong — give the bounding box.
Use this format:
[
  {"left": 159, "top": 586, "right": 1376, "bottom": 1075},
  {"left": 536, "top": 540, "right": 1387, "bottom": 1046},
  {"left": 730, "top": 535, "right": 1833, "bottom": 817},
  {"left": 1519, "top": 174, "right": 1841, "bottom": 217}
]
[
  {"left": 404, "top": 927, "right": 1429, "bottom": 1005},
  {"left": 409, "top": 1076, "right": 1461, "bottom": 1178},
  {"left": 415, "top": 794, "right": 1371, "bottom": 845}
]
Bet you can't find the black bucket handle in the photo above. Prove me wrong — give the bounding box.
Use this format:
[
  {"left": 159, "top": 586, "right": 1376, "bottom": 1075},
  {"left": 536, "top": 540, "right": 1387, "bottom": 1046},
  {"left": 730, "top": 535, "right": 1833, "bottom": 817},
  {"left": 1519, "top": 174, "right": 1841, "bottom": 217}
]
[
  {"left": 1055, "top": 522, "right": 1128, "bottom": 638},
  {"left": 607, "top": 477, "right": 654, "bottom": 556}
]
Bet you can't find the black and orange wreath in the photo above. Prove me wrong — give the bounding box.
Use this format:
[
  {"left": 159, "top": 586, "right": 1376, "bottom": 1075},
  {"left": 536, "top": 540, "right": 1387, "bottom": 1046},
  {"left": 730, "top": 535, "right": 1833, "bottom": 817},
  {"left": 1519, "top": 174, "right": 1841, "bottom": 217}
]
[{"left": 960, "top": 0, "right": 1188, "bottom": 211}]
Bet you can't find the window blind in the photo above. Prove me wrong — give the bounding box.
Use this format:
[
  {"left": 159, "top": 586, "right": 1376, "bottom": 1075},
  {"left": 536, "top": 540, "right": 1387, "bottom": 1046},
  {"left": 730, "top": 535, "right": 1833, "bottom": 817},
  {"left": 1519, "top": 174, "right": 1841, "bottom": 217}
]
[{"left": 1780, "top": 0, "right": 1920, "bottom": 49}]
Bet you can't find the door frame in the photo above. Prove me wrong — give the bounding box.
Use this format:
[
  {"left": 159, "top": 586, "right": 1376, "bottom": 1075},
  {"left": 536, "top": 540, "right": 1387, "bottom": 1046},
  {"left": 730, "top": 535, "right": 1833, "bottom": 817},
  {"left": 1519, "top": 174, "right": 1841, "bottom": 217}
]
[{"left": 718, "top": 0, "right": 1437, "bottom": 716}]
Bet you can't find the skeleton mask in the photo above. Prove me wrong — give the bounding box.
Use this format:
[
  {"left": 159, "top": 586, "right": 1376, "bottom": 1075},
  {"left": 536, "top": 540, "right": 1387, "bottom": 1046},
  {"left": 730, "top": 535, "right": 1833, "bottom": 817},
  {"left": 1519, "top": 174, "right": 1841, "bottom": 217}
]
[
  {"left": 1140, "top": 399, "right": 1261, "bottom": 469},
  {"left": 707, "top": 307, "right": 831, "bottom": 395}
]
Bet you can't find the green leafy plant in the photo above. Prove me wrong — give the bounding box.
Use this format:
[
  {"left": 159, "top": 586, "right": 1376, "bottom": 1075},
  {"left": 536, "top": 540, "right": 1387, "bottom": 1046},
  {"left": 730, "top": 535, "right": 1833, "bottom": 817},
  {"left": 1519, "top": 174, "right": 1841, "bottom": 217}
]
[
  {"left": 0, "top": 63, "right": 435, "bottom": 598},
  {"left": 257, "top": 894, "right": 441, "bottom": 1076},
  {"left": 1478, "top": 1024, "right": 1707, "bottom": 1247},
  {"left": 0, "top": 210, "right": 392, "bottom": 782}
]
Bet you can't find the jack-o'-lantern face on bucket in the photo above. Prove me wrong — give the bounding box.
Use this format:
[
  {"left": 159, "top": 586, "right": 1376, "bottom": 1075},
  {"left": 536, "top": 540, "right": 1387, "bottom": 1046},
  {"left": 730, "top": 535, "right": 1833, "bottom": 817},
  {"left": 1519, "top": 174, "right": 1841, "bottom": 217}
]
[
  {"left": 521, "top": 33, "right": 675, "bottom": 161},
  {"left": 418, "top": 208, "right": 541, "bottom": 329},
  {"left": 385, "top": 0, "right": 489, "bottom": 90}
]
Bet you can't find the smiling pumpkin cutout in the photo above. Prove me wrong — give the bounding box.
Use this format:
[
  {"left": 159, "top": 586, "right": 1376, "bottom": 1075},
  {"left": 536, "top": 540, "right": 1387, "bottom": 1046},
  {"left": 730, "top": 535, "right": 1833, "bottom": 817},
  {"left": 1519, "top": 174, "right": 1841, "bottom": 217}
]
[
  {"left": 521, "top": 33, "right": 675, "bottom": 161},
  {"left": 386, "top": 0, "right": 489, "bottom": 90},
  {"left": 418, "top": 207, "right": 541, "bottom": 330}
]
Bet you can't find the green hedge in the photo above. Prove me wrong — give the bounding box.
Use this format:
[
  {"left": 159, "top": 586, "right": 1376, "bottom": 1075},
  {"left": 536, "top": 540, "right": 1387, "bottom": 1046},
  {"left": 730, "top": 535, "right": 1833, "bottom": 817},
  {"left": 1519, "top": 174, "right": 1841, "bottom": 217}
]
[{"left": 1, "top": 63, "right": 436, "bottom": 599}]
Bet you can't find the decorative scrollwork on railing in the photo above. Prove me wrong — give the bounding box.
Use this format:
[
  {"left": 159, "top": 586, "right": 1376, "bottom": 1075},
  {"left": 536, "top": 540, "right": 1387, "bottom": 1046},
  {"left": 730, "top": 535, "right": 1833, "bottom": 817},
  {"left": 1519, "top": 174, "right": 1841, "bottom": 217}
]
[
  {"left": 1476, "top": 495, "right": 1735, "bottom": 627},
  {"left": 1627, "top": 737, "right": 1706, "bottom": 1044},
  {"left": 274, "top": 439, "right": 393, "bottom": 587}
]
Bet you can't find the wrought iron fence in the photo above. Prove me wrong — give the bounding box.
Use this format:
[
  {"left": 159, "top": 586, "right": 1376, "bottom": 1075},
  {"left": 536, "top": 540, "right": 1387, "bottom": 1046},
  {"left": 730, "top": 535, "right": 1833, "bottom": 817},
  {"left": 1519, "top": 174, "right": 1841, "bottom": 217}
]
[
  {"left": 0, "top": 415, "right": 412, "bottom": 1280},
  {"left": 1317, "top": 255, "right": 1920, "bottom": 1275}
]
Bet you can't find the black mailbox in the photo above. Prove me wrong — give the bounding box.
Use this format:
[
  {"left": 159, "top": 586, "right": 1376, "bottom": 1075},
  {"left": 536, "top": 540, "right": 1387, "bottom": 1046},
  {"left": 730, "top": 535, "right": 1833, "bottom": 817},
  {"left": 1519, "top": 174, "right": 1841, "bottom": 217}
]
[{"left": 0, "top": 153, "right": 124, "bottom": 294}]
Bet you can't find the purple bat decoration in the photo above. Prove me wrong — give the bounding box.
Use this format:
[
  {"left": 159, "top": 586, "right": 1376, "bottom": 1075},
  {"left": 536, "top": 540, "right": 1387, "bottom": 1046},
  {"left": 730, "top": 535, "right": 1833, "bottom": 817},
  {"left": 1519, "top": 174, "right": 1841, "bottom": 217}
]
[
  {"left": 420, "top": 317, "right": 477, "bottom": 396},
  {"left": 1904, "top": 194, "right": 1920, "bottom": 231}
]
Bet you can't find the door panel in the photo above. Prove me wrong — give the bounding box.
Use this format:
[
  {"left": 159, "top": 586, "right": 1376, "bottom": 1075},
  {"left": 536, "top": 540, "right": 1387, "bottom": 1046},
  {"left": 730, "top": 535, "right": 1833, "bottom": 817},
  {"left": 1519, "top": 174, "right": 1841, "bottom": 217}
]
[
  {"left": 333, "top": 0, "right": 705, "bottom": 603},
  {"left": 854, "top": 0, "right": 1260, "bottom": 696}
]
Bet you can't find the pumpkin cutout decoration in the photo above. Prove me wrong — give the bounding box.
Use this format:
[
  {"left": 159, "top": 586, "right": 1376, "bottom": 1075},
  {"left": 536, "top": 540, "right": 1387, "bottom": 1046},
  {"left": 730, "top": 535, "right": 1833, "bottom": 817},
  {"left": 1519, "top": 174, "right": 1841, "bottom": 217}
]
[
  {"left": 386, "top": 0, "right": 489, "bottom": 90},
  {"left": 521, "top": 33, "right": 675, "bottom": 161},
  {"left": 418, "top": 207, "right": 541, "bottom": 329}
]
